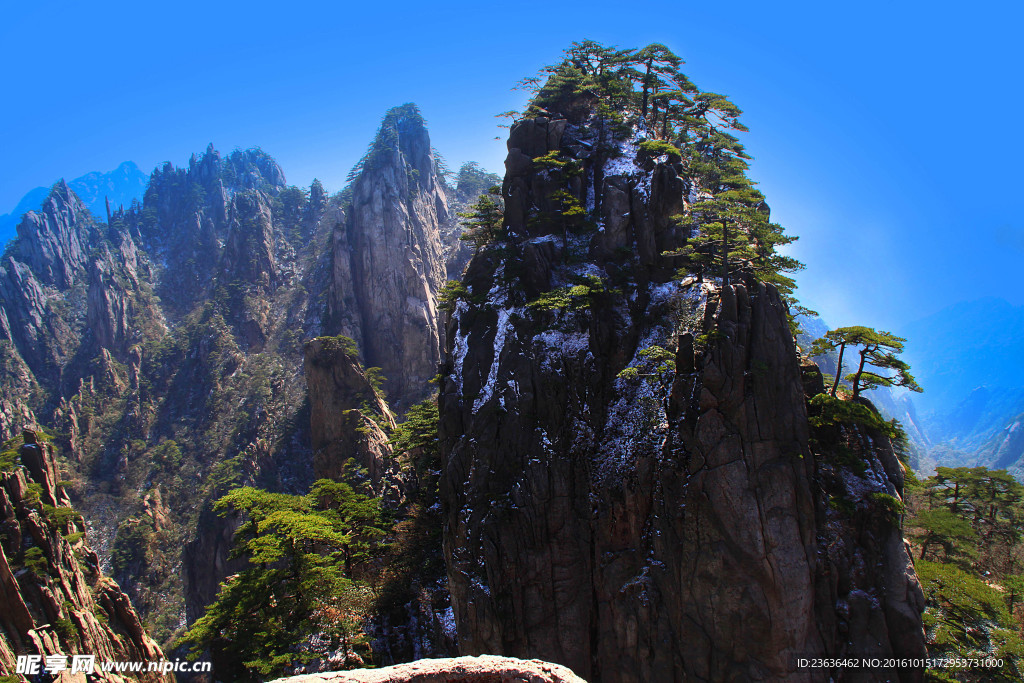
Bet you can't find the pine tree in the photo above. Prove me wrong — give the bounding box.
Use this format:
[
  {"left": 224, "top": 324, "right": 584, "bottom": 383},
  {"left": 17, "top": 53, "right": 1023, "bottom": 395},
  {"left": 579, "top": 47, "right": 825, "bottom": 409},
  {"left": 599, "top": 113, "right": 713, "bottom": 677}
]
[
  {"left": 457, "top": 187, "right": 505, "bottom": 250},
  {"left": 181, "top": 474, "right": 389, "bottom": 678},
  {"left": 810, "top": 326, "right": 922, "bottom": 398},
  {"left": 684, "top": 130, "right": 762, "bottom": 286},
  {"left": 515, "top": 41, "right": 806, "bottom": 309}
]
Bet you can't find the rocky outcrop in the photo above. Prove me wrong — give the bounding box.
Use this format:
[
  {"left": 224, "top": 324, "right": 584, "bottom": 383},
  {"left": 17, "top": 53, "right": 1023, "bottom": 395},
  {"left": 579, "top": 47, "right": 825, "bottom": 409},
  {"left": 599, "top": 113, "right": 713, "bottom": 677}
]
[
  {"left": 0, "top": 342, "right": 39, "bottom": 440},
  {"left": 137, "top": 145, "right": 286, "bottom": 318},
  {"left": 304, "top": 336, "right": 403, "bottom": 503},
  {"left": 268, "top": 655, "right": 587, "bottom": 683},
  {"left": 12, "top": 180, "right": 96, "bottom": 289},
  {"left": 440, "top": 113, "right": 925, "bottom": 682},
  {"left": 329, "top": 104, "right": 447, "bottom": 409},
  {"left": 0, "top": 179, "right": 154, "bottom": 391},
  {"left": 86, "top": 226, "right": 146, "bottom": 355},
  {"left": 0, "top": 429, "right": 168, "bottom": 681},
  {"left": 0, "top": 183, "right": 98, "bottom": 381}
]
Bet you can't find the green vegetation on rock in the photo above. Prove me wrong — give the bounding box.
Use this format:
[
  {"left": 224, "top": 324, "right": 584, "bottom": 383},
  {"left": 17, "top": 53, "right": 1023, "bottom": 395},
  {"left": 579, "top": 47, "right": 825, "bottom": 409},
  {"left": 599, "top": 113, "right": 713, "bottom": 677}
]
[
  {"left": 905, "top": 466, "right": 1024, "bottom": 679},
  {"left": 181, "top": 475, "right": 390, "bottom": 678}
]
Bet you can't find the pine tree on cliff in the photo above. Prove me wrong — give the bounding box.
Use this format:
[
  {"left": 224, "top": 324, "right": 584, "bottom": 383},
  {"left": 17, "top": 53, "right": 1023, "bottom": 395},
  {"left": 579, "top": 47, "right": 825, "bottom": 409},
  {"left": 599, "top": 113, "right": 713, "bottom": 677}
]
[
  {"left": 458, "top": 187, "right": 504, "bottom": 250},
  {"left": 810, "top": 326, "right": 922, "bottom": 398},
  {"left": 628, "top": 43, "right": 696, "bottom": 129},
  {"left": 684, "top": 130, "right": 761, "bottom": 286},
  {"left": 518, "top": 41, "right": 805, "bottom": 299}
]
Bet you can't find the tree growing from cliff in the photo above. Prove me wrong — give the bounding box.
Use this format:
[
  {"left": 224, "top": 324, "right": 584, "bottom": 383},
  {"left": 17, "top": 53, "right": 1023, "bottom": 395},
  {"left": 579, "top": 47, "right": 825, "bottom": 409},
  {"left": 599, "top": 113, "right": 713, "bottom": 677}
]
[
  {"left": 458, "top": 187, "right": 505, "bottom": 250},
  {"left": 181, "top": 476, "right": 389, "bottom": 678},
  {"left": 517, "top": 41, "right": 805, "bottom": 302},
  {"left": 810, "top": 326, "right": 921, "bottom": 398}
]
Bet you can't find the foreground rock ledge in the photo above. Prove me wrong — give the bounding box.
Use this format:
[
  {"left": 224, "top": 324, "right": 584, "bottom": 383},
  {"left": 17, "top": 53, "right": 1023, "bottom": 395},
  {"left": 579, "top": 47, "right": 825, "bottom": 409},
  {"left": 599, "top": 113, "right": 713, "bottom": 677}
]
[{"left": 267, "top": 655, "right": 588, "bottom": 683}]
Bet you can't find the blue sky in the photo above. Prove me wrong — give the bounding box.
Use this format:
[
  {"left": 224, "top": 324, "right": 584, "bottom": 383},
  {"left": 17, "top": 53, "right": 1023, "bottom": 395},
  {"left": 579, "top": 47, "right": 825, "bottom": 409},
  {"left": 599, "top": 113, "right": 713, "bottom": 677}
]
[{"left": 2, "top": 0, "right": 1021, "bottom": 333}]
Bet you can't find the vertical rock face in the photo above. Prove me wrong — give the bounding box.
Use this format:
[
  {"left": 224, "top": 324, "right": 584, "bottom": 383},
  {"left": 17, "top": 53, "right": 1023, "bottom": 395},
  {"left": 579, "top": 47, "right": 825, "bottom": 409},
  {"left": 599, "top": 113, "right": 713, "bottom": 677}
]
[
  {"left": 0, "top": 429, "right": 168, "bottom": 681},
  {"left": 0, "top": 183, "right": 98, "bottom": 383},
  {"left": 13, "top": 180, "right": 95, "bottom": 289},
  {"left": 331, "top": 104, "right": 447, "bottom": 409},
  {"left": 0, "top": 180, "right": 152, "bottom": 383},
  {"left": 304, "top": 336, "right": 403, "bottom": 503},
  {"left": 440, "top": 114, "right": 925, "bottom": 681}
]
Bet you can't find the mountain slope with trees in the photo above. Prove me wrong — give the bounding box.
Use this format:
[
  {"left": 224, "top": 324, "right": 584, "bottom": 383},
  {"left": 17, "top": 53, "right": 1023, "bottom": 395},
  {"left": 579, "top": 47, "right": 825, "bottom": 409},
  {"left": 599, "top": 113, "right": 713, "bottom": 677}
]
[{"left": 0, "top": 105, "right": 493, "bottom": 658}]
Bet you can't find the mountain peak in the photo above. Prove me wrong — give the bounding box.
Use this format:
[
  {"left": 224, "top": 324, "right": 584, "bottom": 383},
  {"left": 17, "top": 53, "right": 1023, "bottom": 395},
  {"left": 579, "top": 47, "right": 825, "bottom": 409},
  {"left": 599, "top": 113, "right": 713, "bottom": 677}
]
[{"left": 349, "top": 103, "right": 438, "bottom": 194}]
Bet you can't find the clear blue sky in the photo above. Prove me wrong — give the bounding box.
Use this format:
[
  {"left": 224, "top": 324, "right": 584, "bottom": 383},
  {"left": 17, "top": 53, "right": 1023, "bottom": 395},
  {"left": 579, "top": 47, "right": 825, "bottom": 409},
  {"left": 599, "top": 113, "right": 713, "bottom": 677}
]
[{"left": 2, "top": 0, "right": 1021, "bottom": 332}]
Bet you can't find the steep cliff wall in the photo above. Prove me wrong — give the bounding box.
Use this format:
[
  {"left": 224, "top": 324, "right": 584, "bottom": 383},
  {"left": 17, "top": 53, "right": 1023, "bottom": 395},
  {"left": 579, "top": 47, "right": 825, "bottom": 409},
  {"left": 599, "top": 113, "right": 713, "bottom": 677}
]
[
  {"left": 440, "top": 114, "right": 925, "bottom": 682},
  {"left": 304, "top": 335, "right": 403, "bottom": 503},
  {"left": 329, "top": 104, "right": 447, "bottom": 409},
  {"left": 0, "top": 109, "right": 465, "bottom": 647},
  {"left": 0, "top": 429, "right": 168, "bottom": 682}
]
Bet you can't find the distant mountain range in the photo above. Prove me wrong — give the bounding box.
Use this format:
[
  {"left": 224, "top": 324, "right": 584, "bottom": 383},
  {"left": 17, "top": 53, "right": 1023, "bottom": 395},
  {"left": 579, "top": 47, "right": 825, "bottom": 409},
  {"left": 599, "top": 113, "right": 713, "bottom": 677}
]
[
  {"left": 0, "top": 161, "right": 149, "bottom": 245},
  {"left": 799, "top": 297, "right": 1024, "bottom": 474},
  {"left": 897, "top": 298, "right": 1024, "bottom": 448}
]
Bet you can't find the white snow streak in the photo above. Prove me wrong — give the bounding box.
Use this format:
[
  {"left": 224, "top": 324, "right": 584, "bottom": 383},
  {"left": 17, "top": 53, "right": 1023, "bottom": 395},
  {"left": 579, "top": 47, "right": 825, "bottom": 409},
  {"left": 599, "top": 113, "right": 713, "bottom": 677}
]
[{"left": 473, "top": 306, "right": 516, "bottom": 413}]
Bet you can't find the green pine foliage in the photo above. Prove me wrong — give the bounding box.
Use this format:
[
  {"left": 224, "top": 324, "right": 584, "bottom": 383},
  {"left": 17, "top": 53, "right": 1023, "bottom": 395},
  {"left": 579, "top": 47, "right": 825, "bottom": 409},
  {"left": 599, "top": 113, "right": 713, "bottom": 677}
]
[
  {"left": 180, "top": 474, "right": 390, "bottom": 679},
  {"left": 528, "top": 274, "right": 608, "bottom": 311},
  {"left": 906, "top": 466, "right": 1024, "bottom": 679},
  {"left": 638, "top": 139, "right": 682, "bottom": 159},
  {"left": 512, "top": 41, "right": 806, "bottom": 316},
  {"left": 438, "top": 280, "right": 469, "bottom": 312},
  {"left": 916, "top": 561, "right": 1024, "bottom": 681},
  {"left": 347, "top": 103, "right": 427, "bottom": 184},
  {"left": 810, "top": 326, "right": 922, "bottom": 398},
  {"left": 457, "top": 187, "right": 505, "bottom": 250},
  {"left": 388, "top": 396, "right": 440, "bottom": 504}
]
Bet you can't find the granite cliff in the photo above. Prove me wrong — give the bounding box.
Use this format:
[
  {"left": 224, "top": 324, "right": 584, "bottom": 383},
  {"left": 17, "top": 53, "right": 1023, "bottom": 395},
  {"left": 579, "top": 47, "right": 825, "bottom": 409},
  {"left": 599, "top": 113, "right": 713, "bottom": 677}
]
[
  {"left": 0, "top": 104, "right": 470, "bottom": 651},
  {"left": 0, "top": 47, "right": 932, "bottom": 682},
  {"left": 439, "top": 101, "right": 926, "bottom": 681},
  {"left": 0, "top": 429, "right": 168, "bottom": 682}
]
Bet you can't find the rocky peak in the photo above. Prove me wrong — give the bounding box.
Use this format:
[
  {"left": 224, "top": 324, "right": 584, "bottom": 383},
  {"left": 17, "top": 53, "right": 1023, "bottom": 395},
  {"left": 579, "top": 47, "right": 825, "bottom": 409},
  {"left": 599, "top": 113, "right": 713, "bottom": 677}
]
[
  {"left": 187, "top": 144, "right": 287, "bottom": 195},
  {"left": 136, "top": 144, "right": 290, "bottom": 318},
  {"left": 13, "top": 181, "right": 96, "bottom": 289},
  {"left": 328, "top": 104, "right": 447, "bottom": 409},
  {"left": 439, "top": 108, "right": 925, "bottom": 681}
]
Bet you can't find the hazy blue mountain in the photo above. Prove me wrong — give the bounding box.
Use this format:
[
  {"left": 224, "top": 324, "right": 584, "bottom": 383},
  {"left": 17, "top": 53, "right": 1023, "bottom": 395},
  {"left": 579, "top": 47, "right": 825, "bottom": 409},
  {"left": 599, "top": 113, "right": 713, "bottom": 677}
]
[
  {"left": 0, "top": 186, "right": 50, "bottom": 244},
  {"left": 0, "top": 161, "right": 148, "bottom": 245},
  {"left": 897, "top": 298, "right": 1024, "bottom": 445}
]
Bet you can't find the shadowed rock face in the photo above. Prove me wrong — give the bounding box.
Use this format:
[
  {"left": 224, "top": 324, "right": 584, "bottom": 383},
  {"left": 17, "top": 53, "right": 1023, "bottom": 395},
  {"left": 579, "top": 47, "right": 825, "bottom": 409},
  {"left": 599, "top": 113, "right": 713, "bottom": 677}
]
[
  {"left": 440, "top": 113, "right": 925, "bottom": 682},
  {"left": 304, "top": 336, "right": 404, "bottom": 504},
  {"left": 330, "top": 105, "right": 447, "bottom": 410}
]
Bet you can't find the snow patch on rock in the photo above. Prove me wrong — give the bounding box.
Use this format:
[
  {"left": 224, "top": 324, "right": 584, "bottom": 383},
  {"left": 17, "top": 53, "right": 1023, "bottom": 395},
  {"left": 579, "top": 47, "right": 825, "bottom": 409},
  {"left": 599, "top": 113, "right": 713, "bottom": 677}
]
[{"left": 473, "top": 306, "right": 517, "bottom": 413}]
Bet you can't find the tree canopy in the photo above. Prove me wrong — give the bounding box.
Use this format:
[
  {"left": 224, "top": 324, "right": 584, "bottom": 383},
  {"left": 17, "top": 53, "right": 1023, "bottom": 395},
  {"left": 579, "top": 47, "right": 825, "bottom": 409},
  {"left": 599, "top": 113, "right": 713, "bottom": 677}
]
[
  {"left": 810, "top": 326, "right": 922, "bottom": 398},
  {"left": 181, "top": 474, "right": 389, "bottom": 679},
  {"left": 514, "top": 40, "right": 804, "bottom": 305},
  {"left": 457, "top": 186, "right": 505, "bottom": 250},
  {"left": 905, "top": 466, "right": 1024, "bottom": 679}
]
